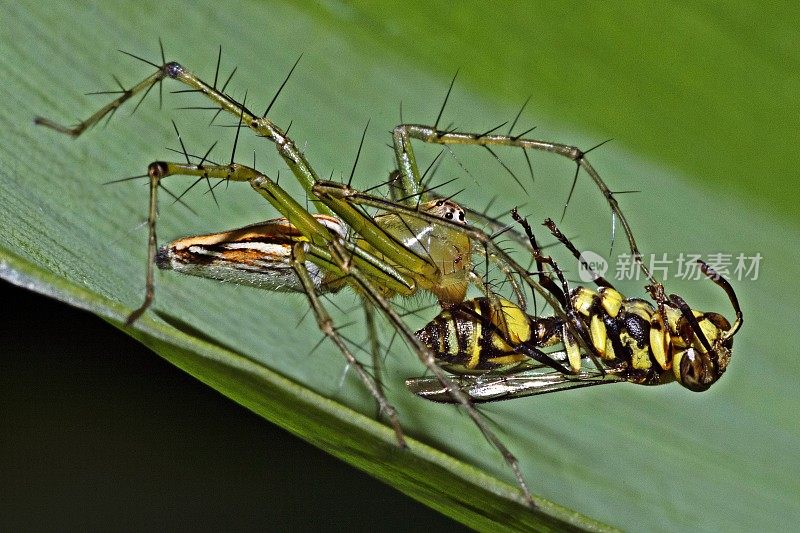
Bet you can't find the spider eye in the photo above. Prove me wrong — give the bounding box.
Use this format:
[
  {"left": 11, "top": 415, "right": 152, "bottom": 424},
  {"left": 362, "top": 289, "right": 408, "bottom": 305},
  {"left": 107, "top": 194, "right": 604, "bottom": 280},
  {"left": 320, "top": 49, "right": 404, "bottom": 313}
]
[
  {"left": 445, "top": 212, "right": 453, "bottom": 219},
  {"left": 458, "top": 211, "right": 465, "bottom": 221}
]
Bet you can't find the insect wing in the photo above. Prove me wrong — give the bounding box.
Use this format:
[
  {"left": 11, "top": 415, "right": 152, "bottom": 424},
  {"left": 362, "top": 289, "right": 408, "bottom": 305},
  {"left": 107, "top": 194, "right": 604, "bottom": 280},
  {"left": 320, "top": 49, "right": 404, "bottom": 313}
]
[{"left": 406, "top": 368, "right": 624, "bottom": 403}]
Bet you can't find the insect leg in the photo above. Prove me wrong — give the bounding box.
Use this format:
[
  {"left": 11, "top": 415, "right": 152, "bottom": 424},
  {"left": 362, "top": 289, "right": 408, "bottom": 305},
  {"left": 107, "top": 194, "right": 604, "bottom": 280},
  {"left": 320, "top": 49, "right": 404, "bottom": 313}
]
[
  {"left": 512, "top": 210, "right": 608, "bottom": 374},
  {"left": 542, "top": 219, "right": 615, "bottom": 290}
]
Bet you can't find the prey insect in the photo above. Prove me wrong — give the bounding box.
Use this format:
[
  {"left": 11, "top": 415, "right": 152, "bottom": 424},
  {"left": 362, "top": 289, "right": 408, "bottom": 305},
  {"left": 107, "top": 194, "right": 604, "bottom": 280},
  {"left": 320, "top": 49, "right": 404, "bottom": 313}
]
[
  {"left": 34, "top": 43, "right": 642, "bottom": 507},
  {"left": 407, "top": 209, "right": 743, "bottom": 402}
]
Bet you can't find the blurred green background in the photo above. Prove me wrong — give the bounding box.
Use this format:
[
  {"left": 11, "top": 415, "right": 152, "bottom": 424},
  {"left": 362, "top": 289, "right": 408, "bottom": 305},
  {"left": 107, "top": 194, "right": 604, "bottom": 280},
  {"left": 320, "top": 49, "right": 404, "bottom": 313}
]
[{"left": 2, "top": 1, "right": 799, "bottom": 530}]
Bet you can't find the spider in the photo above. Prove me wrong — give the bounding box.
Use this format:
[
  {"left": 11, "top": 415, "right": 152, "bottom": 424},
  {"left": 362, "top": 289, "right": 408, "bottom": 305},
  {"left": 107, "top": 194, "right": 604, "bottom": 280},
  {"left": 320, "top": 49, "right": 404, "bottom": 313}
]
[{"left": 35, "top": 43, "right": 637, "bottom": 507}]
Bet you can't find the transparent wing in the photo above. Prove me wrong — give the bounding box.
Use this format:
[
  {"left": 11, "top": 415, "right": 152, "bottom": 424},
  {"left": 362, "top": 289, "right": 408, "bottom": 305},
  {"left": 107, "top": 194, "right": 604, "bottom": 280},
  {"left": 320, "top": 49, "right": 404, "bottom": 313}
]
[{"left": 405, "top": 363, "right": 625, "bottom": 403}]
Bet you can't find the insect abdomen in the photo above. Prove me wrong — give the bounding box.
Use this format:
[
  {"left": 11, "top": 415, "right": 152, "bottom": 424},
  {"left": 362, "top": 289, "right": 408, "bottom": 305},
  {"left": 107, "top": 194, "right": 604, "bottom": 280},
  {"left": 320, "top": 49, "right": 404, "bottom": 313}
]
[{"left": 415, "top": 297, "right": 559, "bottom": 374}]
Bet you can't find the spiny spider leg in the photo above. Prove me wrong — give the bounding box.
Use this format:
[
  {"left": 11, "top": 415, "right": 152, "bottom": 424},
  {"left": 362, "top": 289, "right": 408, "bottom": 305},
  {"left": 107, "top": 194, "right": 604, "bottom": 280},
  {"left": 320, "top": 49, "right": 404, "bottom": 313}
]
[
  {"left": 392, "top": 123, "right": 657, "bottom": 285},
  {"left": 314, "top": 182, "right": 578, "bottom": 329},
  {"left": 131, "top": 157, "right": 409, "bottom": 443},
  {"left": 362, "top": 302, "right": 388, "bottom": 420},
  {"left": 326, "top": 236, "right": 536, "bottom": 507},
  {"left": 291, "top": 243, "right": 404, "bottom": 446}
]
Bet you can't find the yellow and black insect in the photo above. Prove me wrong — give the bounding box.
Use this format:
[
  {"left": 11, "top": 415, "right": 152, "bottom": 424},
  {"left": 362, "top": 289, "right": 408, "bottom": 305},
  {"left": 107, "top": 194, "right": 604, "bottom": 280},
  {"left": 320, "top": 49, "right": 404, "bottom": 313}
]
[{"left": 407, "top": 210, "right": 743, "bottom": 402}]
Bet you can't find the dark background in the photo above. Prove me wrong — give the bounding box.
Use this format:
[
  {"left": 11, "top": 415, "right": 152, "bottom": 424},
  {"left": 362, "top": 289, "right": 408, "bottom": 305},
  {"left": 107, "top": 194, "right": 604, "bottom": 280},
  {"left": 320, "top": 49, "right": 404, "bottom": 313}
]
[{"left": 1, "top": 281, "right": 466, "bottom": 531}]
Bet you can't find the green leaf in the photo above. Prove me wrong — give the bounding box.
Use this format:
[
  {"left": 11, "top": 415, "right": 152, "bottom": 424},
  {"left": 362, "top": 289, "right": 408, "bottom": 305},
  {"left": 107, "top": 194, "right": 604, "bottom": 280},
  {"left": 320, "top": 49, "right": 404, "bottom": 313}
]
[{"left": 3, "top": 2, "right": 799, "bottom": 530}]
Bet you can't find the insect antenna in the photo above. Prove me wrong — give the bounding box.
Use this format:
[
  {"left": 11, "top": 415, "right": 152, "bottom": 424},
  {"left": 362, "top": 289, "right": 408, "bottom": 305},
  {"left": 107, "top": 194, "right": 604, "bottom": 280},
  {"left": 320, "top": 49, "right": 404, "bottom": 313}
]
[
  {"left": 698, "top": 261, "right": 744, "bottom": 339},
  {"left": 263, "top": 53, "right": 303, "bottom": 117},
  {"left": 671, "top": 293, "right": 715, "bottom": 354}
]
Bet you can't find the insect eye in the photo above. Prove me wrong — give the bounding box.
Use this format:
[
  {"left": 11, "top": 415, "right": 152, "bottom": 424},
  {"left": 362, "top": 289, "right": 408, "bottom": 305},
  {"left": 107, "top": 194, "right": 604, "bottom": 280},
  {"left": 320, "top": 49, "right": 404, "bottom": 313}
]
[
  {"left": 445, "top": 212, "right": 453, "bottom": 219},
  {"left": 678, "top": 348, "right": 713, "bottom": 392}
]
